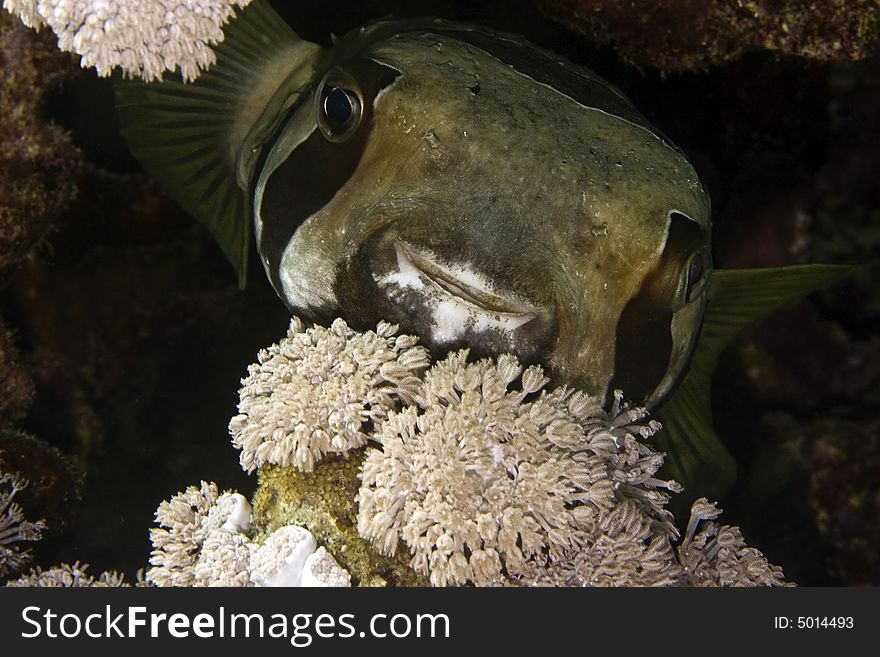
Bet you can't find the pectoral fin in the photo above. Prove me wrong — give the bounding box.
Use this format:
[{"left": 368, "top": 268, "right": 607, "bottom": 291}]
[
  {"left": 655, "top": 264, "right": 854, "bottom": 500},
  {"left": 114, "top": 0, "right": 325, "bottom": 286}
]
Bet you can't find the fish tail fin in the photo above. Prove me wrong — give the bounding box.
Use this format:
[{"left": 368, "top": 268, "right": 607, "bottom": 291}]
[
  {"left": 655, "top": 264, "right": 855, "bottom": 502},
  {"left": 114, "top": 0, "right": 325, "bottom": 286}
]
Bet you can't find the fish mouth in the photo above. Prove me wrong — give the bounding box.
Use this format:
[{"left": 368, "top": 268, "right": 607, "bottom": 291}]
[
  {"left": 395, "top": 242, "right": 538, "bottom": 320},
  {"left": 394, "top": 242, "right": 538, "bottom": 320},
  {"left": 375, "top": 240, "right": 541, "bottom": 346}
]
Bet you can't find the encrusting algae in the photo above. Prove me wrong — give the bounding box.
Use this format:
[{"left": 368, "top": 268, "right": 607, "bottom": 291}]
[{"left": 252, "top": 460, "right": 427, "bottom": 587}]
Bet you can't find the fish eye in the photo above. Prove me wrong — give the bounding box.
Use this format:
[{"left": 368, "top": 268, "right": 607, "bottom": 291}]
[
  {"left": 684, "top": 248, "right": 712, "bottom": 304},
  {"left": 324, "top": 88, "right": 356, "bottom": 126},
  {"left": 316, "top": 69, "right": 363, "bottom": 143}
]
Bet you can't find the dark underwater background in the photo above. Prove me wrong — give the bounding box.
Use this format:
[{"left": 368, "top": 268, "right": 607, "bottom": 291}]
[{"left": 1, "top": 0, "right": 877, "bottom": 585}]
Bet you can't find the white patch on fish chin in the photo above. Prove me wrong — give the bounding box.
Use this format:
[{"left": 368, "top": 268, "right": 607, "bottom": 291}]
[
  {"left": 376, "top": 242, "right": 537, "bottom": 346},
  {"left": 278, "top": 228, "right": 338, "bottom": 312}
]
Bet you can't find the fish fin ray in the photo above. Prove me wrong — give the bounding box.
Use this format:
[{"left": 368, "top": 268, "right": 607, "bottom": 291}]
[{"left": 656, "top": 264, "right": 854, "bottom": 499}]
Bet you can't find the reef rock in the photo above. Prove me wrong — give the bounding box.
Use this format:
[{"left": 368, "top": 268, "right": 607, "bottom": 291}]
[
  {"left": 0, "top": 11, "right": 80, "bottom": 284},
  {"left": 535, "top": 0, "right": 880, "bottom": 71}
]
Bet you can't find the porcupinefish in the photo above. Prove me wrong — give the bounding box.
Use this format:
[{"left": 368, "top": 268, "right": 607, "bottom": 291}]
[{"left": 115, "top": 0, "right": 848, "bottom": 498}]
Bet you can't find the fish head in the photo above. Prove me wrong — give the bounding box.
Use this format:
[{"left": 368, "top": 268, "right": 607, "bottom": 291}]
[{"left": 252, "top": 24, "right": 712, "bottom": 406}]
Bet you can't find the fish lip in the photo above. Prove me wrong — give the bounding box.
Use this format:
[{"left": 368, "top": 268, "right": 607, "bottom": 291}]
[{"left": 394, "top": 241, "right": 540, "bottom": 321}]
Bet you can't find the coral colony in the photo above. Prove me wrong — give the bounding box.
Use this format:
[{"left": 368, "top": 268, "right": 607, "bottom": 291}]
[
  {"left": 0, "top": 469, "right": 45, "bottom": 578},
  {"left": 231, "top": 319, "right": 429, "bottom": 474},
  {"left": 226, "top": 319, "right": 788, "bottom": 587},
  {"left": 2, "top": 318, "right": 788, "bottom": 586},
  {"left": 2, "top": 0, "right": 253, "bottom": 81},
  {"left": 148, "top": 481, "right": 350, "bottom": 587},
  {"left": 7, "top": 562, "right": 130, "bottom": 587}
]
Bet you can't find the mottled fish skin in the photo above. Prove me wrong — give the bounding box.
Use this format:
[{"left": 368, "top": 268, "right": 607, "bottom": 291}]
[{"left": 251, "top": 22, "right": 712, "bottom": 406}]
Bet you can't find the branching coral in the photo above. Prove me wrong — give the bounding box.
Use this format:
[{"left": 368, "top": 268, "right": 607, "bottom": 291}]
[
  {"left": 148, "top": 480, "right": 350, "bottom": 587},
  {"left": 230, "top": 317, "right": 429, "bottom": 474},
  {"left": 2, "top": 0, "right": 253, "bottom": 81},
  {"left": 0, "top": 467, "right": 45, "bottom": 579}
]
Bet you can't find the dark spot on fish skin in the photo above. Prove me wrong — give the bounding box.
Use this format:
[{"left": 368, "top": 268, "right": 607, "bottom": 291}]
[
  {"left": 571, "top": 209, "right": 605, "bottom": 255},
  {"left": 468, "top": 82, "right": 481, "bottom": 95},
  {"left": 422, "top": 144, "right": 455, "bottom": 175},
  {"left": 257, "top": 59, "right": 400, "bottom": 292},
  {"left": 607, "top": 213, "right": 705, "bottom": 404}
]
